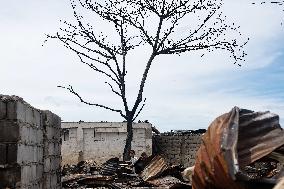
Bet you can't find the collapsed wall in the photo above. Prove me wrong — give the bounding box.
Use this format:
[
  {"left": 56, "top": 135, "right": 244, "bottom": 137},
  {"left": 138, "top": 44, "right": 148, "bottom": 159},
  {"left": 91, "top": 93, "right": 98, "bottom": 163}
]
[
  {"left": 153, "top": 131, "right": 204, "bottom": 167},
  {"left": 0, "top": 95, "right": 61, "bottom": 189}
]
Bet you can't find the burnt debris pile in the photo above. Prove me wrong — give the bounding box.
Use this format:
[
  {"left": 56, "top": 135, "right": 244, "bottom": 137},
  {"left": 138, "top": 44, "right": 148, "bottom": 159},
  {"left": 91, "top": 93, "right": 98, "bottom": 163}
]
[{"left": 61, "top": 155, "right": 191, "bottom": 189}]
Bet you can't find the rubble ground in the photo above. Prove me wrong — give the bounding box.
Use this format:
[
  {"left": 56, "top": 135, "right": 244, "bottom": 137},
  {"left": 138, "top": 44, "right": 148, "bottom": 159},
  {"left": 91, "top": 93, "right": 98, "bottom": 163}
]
[{"left": 61, "top": 155, "right": 191, "bottom": 189}]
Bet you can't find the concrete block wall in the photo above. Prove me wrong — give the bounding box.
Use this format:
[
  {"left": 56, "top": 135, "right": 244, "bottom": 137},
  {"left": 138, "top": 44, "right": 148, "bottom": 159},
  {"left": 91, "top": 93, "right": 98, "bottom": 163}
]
[
  {"left": 61, "top": 122, "right": 152, "bottom": 165},
  {"left": 42, "top": 111, "right": 61, "bottom": 189},
  {"left": 0, "top": 95, "right": 61, "bottom": 189},
  {"left": 60, "top": 128, "right": 78, "bottom": 165},
  {"left": 132, "top": 127, "right": 152, "bottom": 158},
  {"left": 153, "top": 133, "right": 203, "bottom": 167},
  {"left": 82, "top": 128, "right": 128, "bottom": 164}
]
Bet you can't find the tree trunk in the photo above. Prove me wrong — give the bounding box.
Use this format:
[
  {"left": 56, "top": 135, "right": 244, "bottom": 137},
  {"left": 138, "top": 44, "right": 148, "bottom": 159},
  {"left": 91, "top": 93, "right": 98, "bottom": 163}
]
[{"left": 123, "top": 120, "right": 133, "bottom": 161}]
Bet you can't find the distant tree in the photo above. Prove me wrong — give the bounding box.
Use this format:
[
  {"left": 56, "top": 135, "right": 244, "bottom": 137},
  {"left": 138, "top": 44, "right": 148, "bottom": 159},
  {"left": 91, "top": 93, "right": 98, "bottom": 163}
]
[
  {"left": 252, "top": 1, "right": 284, "bottom": 24},
  {"left": 47, "top": 0, "right": 246, "bottom": 160},
  {"left": 252, "top": 1, "right": 283, "bottom": 5}
]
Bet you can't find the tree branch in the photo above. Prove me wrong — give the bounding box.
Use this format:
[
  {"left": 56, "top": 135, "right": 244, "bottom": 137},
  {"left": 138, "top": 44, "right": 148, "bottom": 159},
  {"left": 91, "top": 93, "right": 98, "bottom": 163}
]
[
  {"left": 58, "top": 85, "right": 126, "bottom": 119},
  {"left": 105, "top": 81, "right": 122, "bottom": 97},
  {"left": 132, "top": 15, "right": 164, "bottom": 114},
  {"left": 132, "top": 98, "right": 146, "bottom": 121},
  {"left": 55, "top": 33, "right": 121, "bottom": 84}
]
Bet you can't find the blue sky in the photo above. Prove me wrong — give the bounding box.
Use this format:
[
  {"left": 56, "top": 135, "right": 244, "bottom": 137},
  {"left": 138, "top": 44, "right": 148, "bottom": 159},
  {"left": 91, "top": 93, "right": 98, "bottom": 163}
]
[{"left": 0, "top": 0, "right": 284, "bottom": 131}]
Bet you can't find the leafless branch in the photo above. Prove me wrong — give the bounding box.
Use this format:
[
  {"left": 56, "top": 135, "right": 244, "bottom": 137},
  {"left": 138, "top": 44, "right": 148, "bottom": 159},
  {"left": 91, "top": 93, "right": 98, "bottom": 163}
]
[
  {"left": 105, "top": 81, "right": 122, "bottom": 97},
  {"left": 55, "top": 33, "right": 121, "bottom": 84},
  {"left": 57, "top": 85, "right": 126, "bottom": 118},
  {"left": 77, "top": 54, "right": 121, "bottom": 85},
  {"left": 132, "top": 98, "right": 146, "bottom": 121}
]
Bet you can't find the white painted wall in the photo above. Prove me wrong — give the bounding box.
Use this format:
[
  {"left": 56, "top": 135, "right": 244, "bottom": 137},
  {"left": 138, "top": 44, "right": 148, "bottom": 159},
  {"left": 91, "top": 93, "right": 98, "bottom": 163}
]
[{"left": 61, "top": 122, "right": 152, "bottom": 165}]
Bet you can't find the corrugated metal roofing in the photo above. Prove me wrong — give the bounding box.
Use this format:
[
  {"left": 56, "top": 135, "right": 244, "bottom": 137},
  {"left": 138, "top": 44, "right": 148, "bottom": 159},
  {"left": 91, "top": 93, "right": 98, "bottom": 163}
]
[
  {"left": 192, "top": 107, "right": 284, "bottom": 189},
  {"left": 140, "top": 155, "right": 168, "bottom": 181}
]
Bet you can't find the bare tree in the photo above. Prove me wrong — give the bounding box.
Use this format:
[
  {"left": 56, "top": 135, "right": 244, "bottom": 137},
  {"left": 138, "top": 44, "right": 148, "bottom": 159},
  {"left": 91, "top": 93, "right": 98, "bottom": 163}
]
[{"left": 47, "top": 0, "right": 246, "bottom": 160}]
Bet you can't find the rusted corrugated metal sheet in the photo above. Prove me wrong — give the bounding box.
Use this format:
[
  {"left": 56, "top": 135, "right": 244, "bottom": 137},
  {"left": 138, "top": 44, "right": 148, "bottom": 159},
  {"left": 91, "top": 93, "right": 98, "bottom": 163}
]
[
  {"left": 147, "top": 176, "right": 191, "bottom": 189},
  {"left": 238, "top": 109, "right": 284, "bottom": 167},
  {"left": 140, "top": 155, "right": 168, "bottom": 181},
  {"left": 147, "top": 176, "right": 182, "bottom": 186},
  {"left": 192, "top": 107, "right": 284, "bottom": 189}
]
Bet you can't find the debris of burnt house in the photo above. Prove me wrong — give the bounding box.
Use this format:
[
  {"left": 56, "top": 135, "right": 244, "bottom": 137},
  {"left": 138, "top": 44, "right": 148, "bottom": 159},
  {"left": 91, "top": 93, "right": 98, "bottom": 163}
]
[
  {"left": 192, "top": 107, "right": 284, "bottom": 189},
  {"left": 61, "top": 154, "right": 192, "bottom": 189}
]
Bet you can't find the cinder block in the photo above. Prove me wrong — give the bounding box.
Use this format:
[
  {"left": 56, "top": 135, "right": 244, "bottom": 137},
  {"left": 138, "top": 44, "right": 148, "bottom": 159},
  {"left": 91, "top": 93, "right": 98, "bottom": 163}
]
[
  {"left": 7, "top": 101, "right": 26, "bottom": 122},
  {"left": 50, "top": 173, "right": 57, "bottom": 187},
  {"left": 145, "top": 128, "right": 152, "bottom": 139},
  {"left": 33, "top": 109, "right": 41, "bottom": 128},
  {"left": 54, "top": 143, "right": 60, "bottom": 155},
  {"left": 7, "top": 143, "right": 18, "bottom": 164},
  {"left": 31, "top": 164, "right": 37, "bottom": 182},
  {"left": 0, "top": 143, "right": 7, "bottom": 165},
  {"left": 38, "top": 147, "right": 43, "bottom": 163},
  {"left": 42, "top": 111, "right": 61, "bottom": 128},
  {"left": 32, "top": 146, "right": 37, "bottom": 163},
  {"left": 21, "top": 165, "right": 31, "bottom": 185},
  {"left": 36, "top": 164, "right": 44, "bottom": 180},
  {"left": 0, "top": 101, "right": 6, "bottom": 120},
  {"left": 38, "top": 129, "right": 44, "bottom": 145},
  {"left": 16, "top": 144, "right": 23, "bottom": 165},
  {"left": 0, "top": 120, "right": 19, "bottom": 142},
  {"left": 43, "top": 173, "right": 51, "bottom": 189},
  {"left": 51, "top": 157, "right": 61, "bottom": 171},
  {"left": 28, "top": 146, "right": 33, "bottom": 163},
  {"left": 46, "top": 127, "right": 55, "bottom": 140},
  {"left": 19, "top": 144, "right": 32, "bottom": 165},
  {"left": 44, "top": 157, "right": 50, "bottom": 172},
  {"left": 29, "top": 127, "right": 35, "bottom": 145},
  {"left": 49, "top": 157, "right": 54, "bottom": 171},
  {"left": 25, "top": 106, "right": 35, "bottom": 126},
  {"left": 48, "top": 143, "right": 55, "bottom": 156},
  {"left": 34, "top": 147, "right": 40, "bottom": 163},
  {"left": 20, "top": 145, "right": 28, "bottom": 164},
  {"left": 56, "top": 157, "right": 61, "bottom": 169},
  {"left": 56, "top": 129, "right": 61, "bottom": 141},
  {"left": 43, "top": 141, "right": 49, "bottom": 156},
  {"left": 20, "top": 125, "right": 29, "bottom": 144}
]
